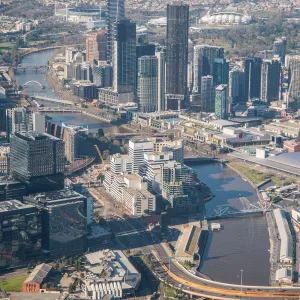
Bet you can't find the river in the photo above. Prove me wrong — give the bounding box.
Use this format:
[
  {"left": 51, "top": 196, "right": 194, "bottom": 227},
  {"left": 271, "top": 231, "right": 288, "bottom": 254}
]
[
  {"left": 15, "top": 49, "right": 131, "bottom": 134},
  {"left": 188, "top": 162, "right": 270, "bottom": 285}
]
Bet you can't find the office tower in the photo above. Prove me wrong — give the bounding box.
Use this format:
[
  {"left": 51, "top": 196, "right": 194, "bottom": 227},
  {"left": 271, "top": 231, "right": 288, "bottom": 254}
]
[
  {"left": 112, "top": 19, "right": 136, "bottom": 95},
  {"left": 155, "top": 48, "right": 166, "bottom": 111},
  {"left": 92, "top": 63, "right": 112, "bottom": 87},
  {"left": 128, "top": 138, "right": 153, "bottom": 173},
  {"left": 6, "top": 108, "right": 45, "bottom": 136},
  {"left": 215, "top": 84, "right": 228, "bottom": 120},
  {"left": 213, "top": 58, "right": 229, "bottom": 86},
  {"left": 193, "top": 45, "right": 224, "bottom": 92},
  {"left": 259, "top": 50, "right": 274, "bottom": 60},
  {"left": 287, "top": 57, "right": 300, "bottom": 101},
  {"left": 61, "top": 124, "right": 87, "bottom": 163},
  {"left": 200, "top": 75, "right": 215, "bottom": 112},
  {"left": 0, "top": 145, "right": 9, "bottom": 176},
  {"left": 229, "top": 68, "right": 245, "bottom": 104},
  {"left": 165, "top": 2, "right": 189, "bottom": 110},
  {"left": 260, "top": 59, "right": 281, "bottom": 103},
  {"left": 137, "top": 56, "right": 158, "bottom": 113},
  {"left": 136, "top": 43, "right": 156, "bottom": 88},
  {"left": 107, "top": 0, "right": 125, "bottom": 62},
  {"left": 0, "top": 200, "right": 42, "bottom": 270},
  {"left": 24, "top": 190, "right": 87, "bottom": 258},
  {"left": 274, "top": 37, "right": 287, "bottom": 64},
  {"left": 86, "top": 30, "right": 107, "bottom": 63},
  {"left": 110, "top": 153, "right": 132, "bottom": 174},
  {"left": 10, "top": 132, "right": 65, "bottom": 193},
  {"left": 244, "top": 57, "right": 262, "bottom": 101}
]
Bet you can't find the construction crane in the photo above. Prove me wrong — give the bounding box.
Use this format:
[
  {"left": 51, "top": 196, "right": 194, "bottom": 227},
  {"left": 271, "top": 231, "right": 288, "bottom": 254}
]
[{"left": 94, "top": 145, "right": 105, "bottom": 164}]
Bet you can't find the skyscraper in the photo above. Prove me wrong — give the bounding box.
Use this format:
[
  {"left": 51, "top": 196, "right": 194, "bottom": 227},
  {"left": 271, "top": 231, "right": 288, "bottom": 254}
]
[
  {"left": 215, "top": 84, "right": 228, "bottom": 120},
  {"left": 165, "top": 2, "right": 189, "bottom": 110},
  {"left": 137, "top": 56, "right": 158, "bottom": 113},
  {"left": 112, "top": 19, "right": 136, "bottom": 95},
  {"left": 274, "top": 37, "right": 287, "bottom": 64},
  {"left": 260, "top": 59, "right": 281, "bottom": 103},
  {"left": 287, "top": 56, "right": 300, "bottom": 103},
  {"left": 213, "top": 58, "right": 229, "bottom": 86},
  {"left": 10, "top": 131, "right": 65, "bottom": 193},
  {"left": 244, "top": 57, "right": 262, "bottom": 101},
  {"left": 155, "top": 48, "right": 166, "bottom": 111},
  {"left": 193, "top": 45, "right": 224, "bottom": 92},
  {"left": 200, "top": 75, "right": 215, "bottom": 112},
  {"left": 106, "top": 0, "right": 125, "bottom": 62},
  {"left": 86, "top": 29, "right": 107, "bottom": 63},
  {"left": 229, "top": 67, "right": 245, "bottom": 104}
]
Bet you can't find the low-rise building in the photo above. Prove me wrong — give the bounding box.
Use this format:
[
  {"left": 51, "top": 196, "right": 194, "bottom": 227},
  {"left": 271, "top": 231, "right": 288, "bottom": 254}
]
[
  {"left": 110, "top": 154, "right": 132, "bottom": 174},
  {"left": 264, "top": 120, "right": 300, "bottom": 139},
  {"left": 83, "top": 250, "right": 141, "bottom": 299},
  {"left": 283, "top": 139, "right": 300, "bottom": 152},
  {"left": 275, "top": 267, "right": 293, "bottom": 284},
  {"left": 0, "top": 176, "right": 27, "bottom": 201},
  {"left": 22, "top": 263, "right": 52, "bottom": 293}
]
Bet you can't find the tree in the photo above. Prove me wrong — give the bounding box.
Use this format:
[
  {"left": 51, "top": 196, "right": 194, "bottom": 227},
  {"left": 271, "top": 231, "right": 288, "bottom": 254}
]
[
  {"left": 102, "top": 150, "right": 110, "bottom": 160},
  {"left": 74, "top": 259, "right": 81, "bottom": 272},
  {"left": 144, "top": 209, "right": 150, "bottom": 215},
  {"left": 68, "top": 283, "right": 75, "bottom": 294},
  {"left": 97, "top": 128, "right": 104, "bottom": 137}
]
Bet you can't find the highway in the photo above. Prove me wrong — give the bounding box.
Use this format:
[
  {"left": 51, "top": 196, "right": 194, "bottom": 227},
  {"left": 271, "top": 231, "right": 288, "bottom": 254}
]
[{"left": 147, "top": 239, "right": 300, "bottom": 299}]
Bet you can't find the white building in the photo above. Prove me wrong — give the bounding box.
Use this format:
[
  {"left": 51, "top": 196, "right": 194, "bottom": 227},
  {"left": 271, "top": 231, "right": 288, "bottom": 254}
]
[
  {"left": 275, "top": 268, "right": 293, "bottom": 284},
  {"left": 0, "top": 145, "right": 9, "bottom": 175},
  {"left": 273, "top": 208, "right": 293, "bottom": 264},
  {"left": 83, "top": 250, "right": 141, "bottom": 299},
  {"left": 110, "top": 153, "right": 132, "bottom": 174},
  {"left": 6, "top": 108, "right": 45, "bottom": 135},
  {"left": 128, "top": 138, "right": 153, "bottom": 173}
]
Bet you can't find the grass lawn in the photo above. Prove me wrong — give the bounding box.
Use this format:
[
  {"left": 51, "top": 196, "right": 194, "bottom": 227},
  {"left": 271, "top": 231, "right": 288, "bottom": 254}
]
[
  {"left": 0, "top": 274, "right": 28, "bottom": 292},
  {"left": 0, "top": 42, "right": 14, "bottom": 49}
]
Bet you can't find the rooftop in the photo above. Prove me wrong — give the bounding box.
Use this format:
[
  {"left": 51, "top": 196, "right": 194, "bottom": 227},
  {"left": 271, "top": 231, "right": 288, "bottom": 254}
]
[
  {"left": 0, "top": 200, "right": 35, "bottom": 213},
  {"left": 24, "top": 263, "right": 52, "bottom": 284},
  {"left": 13, "top": 131, "right": 60, "bottom": 142}
]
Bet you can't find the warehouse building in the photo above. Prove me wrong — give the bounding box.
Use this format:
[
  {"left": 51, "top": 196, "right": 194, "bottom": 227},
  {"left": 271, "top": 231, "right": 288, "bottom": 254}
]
[{"left": 273, "top": 208, "right": 293, "bottom": 264}]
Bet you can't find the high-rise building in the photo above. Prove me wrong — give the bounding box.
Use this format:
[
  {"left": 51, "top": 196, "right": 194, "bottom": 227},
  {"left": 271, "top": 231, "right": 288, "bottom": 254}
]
[
  {"left": 287, "top": 56, "right": 300, "bottom": 101},
  {"left": 244, "top": 57, "right": 262, "bottom": 101},
  {"left": 112, "top": 19, "right": 136, "bottom": 96},
  {"left": 193, "top": 45, "right": 224, "bottom": 92},
  {"left": 128, "top": 138, "right": 153, "bottom": 173},
  {"left": 200, "top": 75, "right": 215, "bottom": 112},
  {"left": 6, "top": 108, "right": 45, "bottom": 137},
  {"left": 229, "top": 68, "right": 245, "bottom": 104},
  {"left": 92, "top": 62, "right": 112, "bottom": 87},
  {"left": 24, "top": 189, "right": 87, "bottom": 258},
  {"left": 86, "top": 30, "right": 107, "bottom": 63},
  {"left": 215, "top": 84, "right": 228, "bottom": 120},
  {"left": 10, "top": 132, "right": 65, "bottom": 193},
  {"left": 155, "top": 48, "right": 166, "bottom": 111},
  {"left": 213, "top": 58, "right": 229, "bottom": 86},
  {"left": 110, "top": 153, "right": 132, "bottom": 174},
  {"left": 106, "top": 0, "right": 125, "bottom": 62},
  {"left": 274, "top": 37, "right": 287, "bottom": 64},
  {"left": 165, "top": 2, "right": 189, "bottom": 110},
  {"left": 136, "top": 43, "right": 156, "bottom": 88},
  {"left": 0, "top": 200, "right": 42, "bottom": 270},
  {"left": 260, "top": 59, "right": 281, "bottom": 103},
  {"left": 137, "top": 56, "right": 158, "bottom": 113}
]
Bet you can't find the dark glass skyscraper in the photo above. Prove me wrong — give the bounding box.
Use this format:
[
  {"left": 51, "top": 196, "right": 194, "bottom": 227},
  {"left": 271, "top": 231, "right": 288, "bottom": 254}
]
[
  {"left": 165, "top": 2, "right": 189, "bottom": 110},
  {"left": 244, "top": 57, "right": 262, "bottom": 101},
  {"left": 213, "top": 58, "right": 229, "bottom": 86},
  {"left": 112, "top": 19, "right": 136, "bottom": 94},
  {"left": 261, "top": 59, "right": 281, "bottom": 103},
  {"left": 10, "top": 132, "right": 65, "bottom": 194},
  {"left": 106, "top": 0, "right": 125, "bottom": 62}
]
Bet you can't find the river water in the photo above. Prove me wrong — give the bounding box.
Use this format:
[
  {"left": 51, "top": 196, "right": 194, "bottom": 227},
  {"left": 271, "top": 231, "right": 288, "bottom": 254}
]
[
  {"left": 189, "top": 163, "right": 270, "bottom": 285},
  {"left": 16, "top": 50, "right": 271, "bottom": 285}
]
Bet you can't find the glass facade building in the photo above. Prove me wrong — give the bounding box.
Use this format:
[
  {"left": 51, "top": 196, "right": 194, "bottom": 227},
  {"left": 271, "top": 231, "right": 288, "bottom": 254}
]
[
  {"left": 10, "top": 132, "right": 65, "bottom": 194},
  {"left": 24, "top": 189, "right": 87, "bottom": 258},
  {"left": 0, "top": 200, "right": 42, "bottom": 270}
]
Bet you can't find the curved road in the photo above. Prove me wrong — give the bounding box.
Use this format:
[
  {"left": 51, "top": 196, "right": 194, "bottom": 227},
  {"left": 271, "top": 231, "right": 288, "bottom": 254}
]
[{"left": 151, "top": 243, "right": 300, "bottom": 299}]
